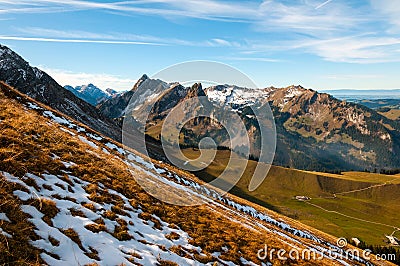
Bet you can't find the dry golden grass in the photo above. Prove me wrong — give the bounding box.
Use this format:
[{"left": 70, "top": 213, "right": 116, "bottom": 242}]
[
  {"left": 165, "top": 232, "right": 180, "bottom": 241},
  {"left": 62, "top": 228, "right": 85, "bottom": 251},
  {"left": 0, "top": 81, "right": 370, "bottom": 265},
  {"left": 379, "top": 109, "right": 400, "bottom": 120},
  {"left": 25, "top": 197, "right": 59, "bottom": 227},
  {"left": 156, "top": 258, "right": 179, "bottom": 266},
  {"left": 0, "top": 178, "right": 42, "bottom": 265},
  {"left": 85, "top": 222, "right": 107, "bottom": 234}
]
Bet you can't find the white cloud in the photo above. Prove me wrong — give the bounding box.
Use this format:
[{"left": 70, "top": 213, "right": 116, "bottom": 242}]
[
  {"left": 0, "top": 35, "right": 165, "bottom": 45},
  {"left": 40, "top": 67, "right": 137, "bottom": 91},
  {"left": 209, "top": 38, "right": 234, "bottom": 47},
  {"left": 256, "top": 0, "right": 366, "bottom": 35},
  {"left": 324, "top": 74, "right": 384, "bottom": 80},
  {"left": 220, "top": 56, "right": 282, "bottom": 63},
  {"left": 18, "top": 27, "right": 160, "bottom": 42},
  {"left": 244, "top": 32, "right": 400, "bottom": 63},
  {"left": 11, "top": 27, "right": 241, "bottom": 48},
  {"left": 296, "top": 35, "right": 400, "bottom": 63},
  {"left": 370, "top": 0, "right": 400, "bottom": 32}
]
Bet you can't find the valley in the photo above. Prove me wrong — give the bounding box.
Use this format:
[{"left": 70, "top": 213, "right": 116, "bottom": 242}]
[{"left": 170, "top": 148, "right": 400, "bottom": 247}]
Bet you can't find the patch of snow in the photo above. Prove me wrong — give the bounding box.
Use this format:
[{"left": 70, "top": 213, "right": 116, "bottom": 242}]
[
  {"left": 284, "top": 86, "right": 304, "bottom": 99},
  {"left": 26, "top": 102, "right": 42, "bottom": 110},
  {"left": 0, "top": 213, "right": 10, "bottom": 222},
  {"left": 59, "top": 127, "right": 76, "bottom": 136},
  {"left": 105, "top": 142, "right": 125, "bottom": 155},
  {"left": 0, "top": 228, "right": 11, "bottom": 238},
  {"left": 380, "top": 133, "right": 391, "bottom": 140},
  {"left": 43, "top": 111, "right": 71, "bottom": 126},
  {"left": 86, "top": 133, "right": 102, "bottom": 141},
  {"left": 206, "top": 85, "right": 270, "bottom": 107},
  {"left": 62, "top": 161, "right": 76, "bottom": 168},
  {"left": 78, "top": 136, "right": 98, "bottom": 149}
]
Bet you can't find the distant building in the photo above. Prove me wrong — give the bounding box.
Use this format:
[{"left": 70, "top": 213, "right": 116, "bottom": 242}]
[
  {"left": 351, "top": 238, "right": 361, "bottom": 246},
  {"left": 386, "top": 235, "right": 399, "bottom": 245},
  {"left": 295, "top": 196, "right": 311, "bottom": 201}
]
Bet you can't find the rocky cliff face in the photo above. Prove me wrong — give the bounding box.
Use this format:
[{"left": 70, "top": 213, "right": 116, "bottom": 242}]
[{"left": 97, "top": 74, "right": 151, "bottom": 119}]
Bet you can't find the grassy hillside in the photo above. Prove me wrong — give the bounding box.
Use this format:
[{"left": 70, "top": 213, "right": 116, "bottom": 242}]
[
  {"left": 176, "top": 148, "right": 400, "bottom": 246},
  {"left": 0, "top": 82, "right": 368, "bottom": 265},
  {"left": 379, "top": 109, "right": 400, "bottom": 121}
]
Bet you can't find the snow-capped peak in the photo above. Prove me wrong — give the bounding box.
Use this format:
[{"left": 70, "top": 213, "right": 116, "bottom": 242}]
[{"left": 205, "top": 85, "right": 271, "bottom": 107}]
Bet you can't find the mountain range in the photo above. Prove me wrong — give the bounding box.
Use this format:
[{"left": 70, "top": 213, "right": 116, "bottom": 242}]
[
  {"left": 99, "top": 76, "right": 400, "bottom": 172},
  {"left": 64, "top": 84, "right": 121, "bottom": 106},
  {"left": 352, "top": 99, "right": 400, "bottom": 110}
]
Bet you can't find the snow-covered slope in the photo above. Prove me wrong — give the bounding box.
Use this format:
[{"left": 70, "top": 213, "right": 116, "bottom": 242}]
[{"left": 205, "top": 84, "right": 306, "bottom": 109}]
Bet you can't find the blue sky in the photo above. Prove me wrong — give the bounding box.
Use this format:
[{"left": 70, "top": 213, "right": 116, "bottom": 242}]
[{"left": 0, "top": 0, "right": 399, "bottom": 91}]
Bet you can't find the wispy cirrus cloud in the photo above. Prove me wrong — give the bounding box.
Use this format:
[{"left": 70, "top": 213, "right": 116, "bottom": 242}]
[
  {"left": 291, "top": 34, "right": 400, "bottom": 63},
  {"left": 0, "top": 0, "right": 258, "bottom": 22},
  {"left": 370, "top": 0, "right": 400, "bottom": 33},
  {"left": 1, "top": 0, "right": 400, "bottom": 64},
  {"left": 0, "top": 35, "right": 166, "bottom": 45},
  {"left": 7, "top": 27, "right": 240, "bottom": 48},
  {"left": 219, "top": 56, "right": 282, "bottom": 63},
  {"left": 315, "top": 0, "right": 334, "bottom": 10},
  {"left": 324, "top": 74, "right": 385, "bottom": 80},
  {"left": 245, "top": 34, "right": 400, "bottom": 64},
  {"left": 256, "top": 0, "right": 364, "bottom": 35},
  {"left": 40, "top": 66, "right": 137, "bottom": 91}
]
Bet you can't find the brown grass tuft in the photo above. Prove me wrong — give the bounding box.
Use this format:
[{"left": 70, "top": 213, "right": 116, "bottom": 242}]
[
  {"left": 48, "top": 235, "right": 60, "bottom": 247},
  {"left": 165, "top": 232, "right": 180, "bottom": 241},
  {"left": 62, "top": 228, "right": 85, "bottom": 251},
  {"left": 156, "top": 258, "right": 179, "bottom": 266},
  {"left": 26, "top": 197, "right": 59, "bottom": 226}
]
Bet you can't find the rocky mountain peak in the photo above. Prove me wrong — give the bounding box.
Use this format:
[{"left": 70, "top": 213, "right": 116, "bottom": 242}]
[
  {"left": 186, "top": 82, "right": 206, "bottom": 98},
  {"left": 64, "top": 83, "right": 112, "bottom": 106},
  {"left": 106, "top": 88, "right": 118, "bottom": 96},
  {"left": 132, "top": 74, "right": 149, "bottom": 91}
]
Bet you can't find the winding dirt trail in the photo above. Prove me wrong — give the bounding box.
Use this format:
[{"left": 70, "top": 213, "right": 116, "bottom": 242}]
[
  {"left": 334, "top": 179, "right": 398, "bottom": 196},
  {"left": 304, "top": 201, "right": 400, "bottom": 231}
]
